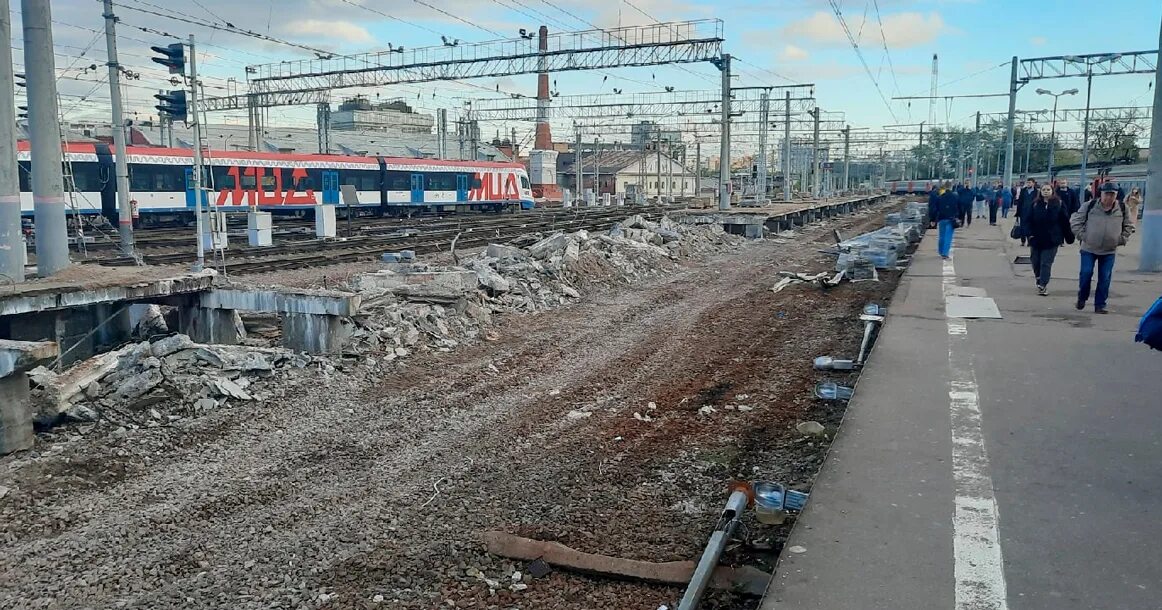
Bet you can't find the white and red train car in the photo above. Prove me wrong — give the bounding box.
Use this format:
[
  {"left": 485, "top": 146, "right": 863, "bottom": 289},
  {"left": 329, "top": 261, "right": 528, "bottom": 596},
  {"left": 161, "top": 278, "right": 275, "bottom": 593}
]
[{"left": 15, "top": 142, "right": 535, "bottom": 223}]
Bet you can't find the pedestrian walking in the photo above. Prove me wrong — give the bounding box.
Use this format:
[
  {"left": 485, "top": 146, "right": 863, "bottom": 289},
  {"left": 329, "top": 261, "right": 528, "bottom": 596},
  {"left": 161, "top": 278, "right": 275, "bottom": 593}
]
[
  {"left": 988, "top": 180, "right": 1002, "bottom": 225},
  {"left": 1000, "top": 182, "right": 1013, "bottom": 219},
  {"left": 1014, "top": 178, "right": 1038, "bottom": 245},
  {"left": 929, "top": 180, "right": 960, "bottom": 259},
  {"left": 957, "top": 181, "right": 974, "bottom": 227},
  {"left": 1126, "top": 187, "right": 1142, "bottom": 226},
  {"left": 1056, "top": 178, "right": 1080, "bottom": 215},
  {"left": 973, "top": 185, "right": 988, "bottom": 219},
  {"left": 1021, "top": 184, "right": 1073, "bottom": 296},
  {"left": 1071, "top": 182, "right": 1134, "bottom": 314}
]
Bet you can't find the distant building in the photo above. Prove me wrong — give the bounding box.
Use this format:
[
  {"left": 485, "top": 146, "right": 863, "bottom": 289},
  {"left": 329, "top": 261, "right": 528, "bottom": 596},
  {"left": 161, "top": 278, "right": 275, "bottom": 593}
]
[
  {"left": 556, "top": 149, "right": 695, "bottom": 197},
  {"left": 330, "top": 96, "right": 434, "bottom": 134}
]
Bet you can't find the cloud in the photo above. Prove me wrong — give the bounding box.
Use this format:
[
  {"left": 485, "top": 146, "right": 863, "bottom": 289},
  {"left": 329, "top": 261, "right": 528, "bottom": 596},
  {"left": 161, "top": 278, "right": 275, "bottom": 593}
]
[
  {"left": 1030, "top": 36, "right": 1047, "bottom": 46},
  {"left": 781, "top": 10, "right": 947, "bottom": 50},
  {"left": 281, "top": 19, "right": 373, "bottom": 44},
  {"left": 779, "top": 44, "right": 810, "bottom": 61}
]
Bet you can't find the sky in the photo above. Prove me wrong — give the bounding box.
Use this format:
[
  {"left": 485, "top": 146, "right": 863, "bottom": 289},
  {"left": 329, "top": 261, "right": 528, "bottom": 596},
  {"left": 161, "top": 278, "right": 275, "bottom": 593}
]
[{"left": 9, "top": 0, "right": 1161, "bottom": 160}]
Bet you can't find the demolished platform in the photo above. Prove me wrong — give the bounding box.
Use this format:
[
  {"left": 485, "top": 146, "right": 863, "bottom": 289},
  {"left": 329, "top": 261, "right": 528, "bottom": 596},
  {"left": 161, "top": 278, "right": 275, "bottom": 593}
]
[{"left": 675, "top": 194, "right": 890, "bottom": 238}]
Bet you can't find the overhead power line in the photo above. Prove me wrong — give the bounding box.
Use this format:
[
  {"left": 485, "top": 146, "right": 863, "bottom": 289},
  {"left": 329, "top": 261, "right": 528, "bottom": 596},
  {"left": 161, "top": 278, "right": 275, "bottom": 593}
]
[
  {"left": 870, "top": 0, "right": 901, "bottom": 95},
  {"left": 111, "top": 0, "right": 334, "bottom": 57},
  {"left": 826, "top": 0, "right": 897, "bottom": 121}
]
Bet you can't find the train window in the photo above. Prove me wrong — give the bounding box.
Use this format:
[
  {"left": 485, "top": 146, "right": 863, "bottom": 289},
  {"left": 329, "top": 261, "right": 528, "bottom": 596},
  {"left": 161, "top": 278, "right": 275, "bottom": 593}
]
[
  {"left": 17, "top": 161, "right": 30, "bottom": 192},
  {"left": 210, "top": 166, "right": 236, "bottom": 189},
  {"left": 69, "top": 162, "right": 103, "bottom": 192},
  {"left": 294, "top": 174, "right": 313, "bottom": 190},
  {"left": 520, "top": 175, "right": 530, "bottom": 189},
  {"left": 471, "top": 175, "right": 482, "bottom": 189},
  {"left": 386, "top": 171, "right": 409, "bottom": 190},
  {"left": 129, "top": 164, "right": 185, "bottom": 192},
  {"left": 239, "top": 172, "right": 257, "bottom": 189},
  {"left": 261, "top": 173, "right": 279, "bottom": 191},
  {"left": 426, "top": 172, "right": 456, "bottom": 191},
  {"left": 338, "top": 169, "right": 378, "bottom": 191}
]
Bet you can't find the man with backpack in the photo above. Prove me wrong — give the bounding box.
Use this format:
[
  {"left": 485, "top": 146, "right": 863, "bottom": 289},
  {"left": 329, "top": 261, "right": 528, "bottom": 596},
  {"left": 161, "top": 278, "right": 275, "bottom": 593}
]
[{"left": 1070, "top": 182, "right": 1134, "bottom": 314}]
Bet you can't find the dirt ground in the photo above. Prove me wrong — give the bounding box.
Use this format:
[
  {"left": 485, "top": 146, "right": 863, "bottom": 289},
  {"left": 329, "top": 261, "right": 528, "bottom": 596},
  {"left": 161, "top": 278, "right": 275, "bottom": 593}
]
[{"left": 0, "top": 205, "right": 904, "bottom": 610}]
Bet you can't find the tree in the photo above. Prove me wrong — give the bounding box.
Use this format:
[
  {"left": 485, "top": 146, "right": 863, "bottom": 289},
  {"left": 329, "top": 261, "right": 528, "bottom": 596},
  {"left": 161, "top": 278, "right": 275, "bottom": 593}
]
[{"left": 1089, "top": 109, "right": 1146, "bottom": 164}]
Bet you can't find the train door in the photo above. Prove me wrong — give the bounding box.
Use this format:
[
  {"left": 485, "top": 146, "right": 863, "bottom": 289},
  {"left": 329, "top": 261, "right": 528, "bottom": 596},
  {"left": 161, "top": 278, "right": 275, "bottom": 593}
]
[
  {"left": 410, "top": 173, "right": 425, "bottom": 204},
  {"left": 322, "top": 170, "right": 339, "bottom": 205},
  {"left": 456, "top": 173, "right": 468, "bottom": 202},
  {"left": 184, "top": 168, "right": 200, "bottom": 208}
]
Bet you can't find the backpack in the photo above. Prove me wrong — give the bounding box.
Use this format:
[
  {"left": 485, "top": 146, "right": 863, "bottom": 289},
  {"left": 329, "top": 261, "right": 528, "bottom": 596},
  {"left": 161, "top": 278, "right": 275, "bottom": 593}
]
[{"left": 1136, "top": 296, "right": 1162, "bottom": 351}]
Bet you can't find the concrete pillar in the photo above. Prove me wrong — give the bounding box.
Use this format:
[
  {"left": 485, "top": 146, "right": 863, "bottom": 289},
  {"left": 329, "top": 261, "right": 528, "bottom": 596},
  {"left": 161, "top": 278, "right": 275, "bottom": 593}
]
[
  {"left": 0, "top": 374, "right": 33, "bottom": 454},
  {"left": 281, "top": 313, "right": 349, "bottom": 354},
  {"left": 181, "top": 306, "right": 243, "bottom": 345}
]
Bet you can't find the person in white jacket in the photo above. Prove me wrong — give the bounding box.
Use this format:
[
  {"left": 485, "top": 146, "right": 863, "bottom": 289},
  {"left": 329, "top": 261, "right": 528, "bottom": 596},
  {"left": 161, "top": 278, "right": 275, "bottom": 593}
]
[{"left": 1070, "top": 182, "right": 1134, "bottom": 314}]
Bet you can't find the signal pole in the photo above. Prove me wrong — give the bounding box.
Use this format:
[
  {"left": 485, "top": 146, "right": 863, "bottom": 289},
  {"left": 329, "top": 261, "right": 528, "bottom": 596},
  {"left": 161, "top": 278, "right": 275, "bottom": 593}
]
[
  {"left": 783, "top": 90, "right": 791, "bottom": 202},
  {"left": 1141, "top": 18, "right": 1162, "bottom": 271},
  {"left": 716, "top": 53, "right": 731, "bottom": 210},
  {"left": 102, "top": 0, "right": 134, "bottom": 255},
  {"left": 188, "top": 35, "right": 205, "bottom": 272}
]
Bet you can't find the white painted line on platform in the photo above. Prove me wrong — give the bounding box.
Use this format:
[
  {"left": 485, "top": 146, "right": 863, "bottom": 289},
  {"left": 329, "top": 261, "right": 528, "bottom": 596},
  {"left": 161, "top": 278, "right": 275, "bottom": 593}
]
[{"left": 943, "top": 256, "right": 1010, "bottom": 610}]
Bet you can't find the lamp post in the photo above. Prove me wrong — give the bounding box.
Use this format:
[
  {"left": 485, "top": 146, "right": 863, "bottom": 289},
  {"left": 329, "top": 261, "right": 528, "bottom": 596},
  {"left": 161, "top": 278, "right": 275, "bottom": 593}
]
[{"left": 1036, "top": 87, "right": 1078, "bottom": 183}]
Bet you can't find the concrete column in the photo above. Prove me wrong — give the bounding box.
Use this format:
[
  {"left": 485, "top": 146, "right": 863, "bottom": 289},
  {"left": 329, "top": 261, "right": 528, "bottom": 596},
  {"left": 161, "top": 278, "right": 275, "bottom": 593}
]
[
  {"left": 21, "top": 0, "right": 70, "bottom": 276},
  {"left": 282, "top": 313, "right": 349, "bottom": 354},
  {"left": 0, "top": 0, "right": 23, "bottom": 284},
  {"left": 181, "top": 306, "right": 243, "bottom": 345},
  {"left": 0, "top": 374, "right": 33, "bottom": 454}
]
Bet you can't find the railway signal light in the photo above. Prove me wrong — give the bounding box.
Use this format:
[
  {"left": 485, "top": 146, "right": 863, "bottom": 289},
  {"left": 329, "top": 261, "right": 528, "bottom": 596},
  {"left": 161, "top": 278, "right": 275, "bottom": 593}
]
[
  {"left": 150, "top": 42, "right": 186, "bottom": 75},
  {"left": 154, "top": 89, "right": 187, "bottom": 121}
]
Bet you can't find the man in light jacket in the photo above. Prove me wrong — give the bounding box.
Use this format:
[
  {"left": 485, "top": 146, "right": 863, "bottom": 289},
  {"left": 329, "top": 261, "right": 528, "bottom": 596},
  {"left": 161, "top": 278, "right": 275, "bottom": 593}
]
[{"left": 1070, "top": 182, "right": 1134, "bottom": 314}]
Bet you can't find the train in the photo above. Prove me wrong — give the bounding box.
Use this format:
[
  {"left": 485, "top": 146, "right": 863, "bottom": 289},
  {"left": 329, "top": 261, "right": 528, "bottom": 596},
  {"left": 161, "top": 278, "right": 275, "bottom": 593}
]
[
  {"left": 886, "top": 163, "right": 1148, "bottom": 197},
  {"left": 15, "top": 142, "right": 536, "bottom": 225}
]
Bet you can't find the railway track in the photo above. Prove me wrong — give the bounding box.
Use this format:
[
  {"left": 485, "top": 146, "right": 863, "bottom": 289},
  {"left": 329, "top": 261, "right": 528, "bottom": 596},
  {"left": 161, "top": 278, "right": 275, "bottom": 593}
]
[{"left": 95, "top": 205, "right": 672, "bottom": 275}]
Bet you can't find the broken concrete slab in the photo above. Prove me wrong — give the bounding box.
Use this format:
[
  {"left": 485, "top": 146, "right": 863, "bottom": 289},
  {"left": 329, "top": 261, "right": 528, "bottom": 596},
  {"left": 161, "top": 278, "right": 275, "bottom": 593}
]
[
  {"left": 111, "top": 369, "right": 164, "bottom": 402},
  {"left": 352, "top": 270, "right": 478, "bottom": 303},
  {"left": 150, "top": 334, "right": 196, "bottom": 358},
  {"left": 0, "top": 340, "right": 59, "bottom": 378},
  {"left": 209, "top": 377, "right": 253, "bottom": 401},
  {"left": 473, "top": 265, "right": 511, "bottom": 294},
  {"left": 527, "top": 233, "right": 569, "bottom": 259},
  {"left": 486, "top": 243, "right": 526, "bottom": 259}
]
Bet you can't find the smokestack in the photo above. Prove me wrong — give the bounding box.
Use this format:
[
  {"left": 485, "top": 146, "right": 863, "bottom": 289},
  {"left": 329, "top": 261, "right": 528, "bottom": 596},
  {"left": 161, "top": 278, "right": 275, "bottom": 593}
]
[{"left": 534, "top": 25, "right": 551, "bottom": 150}]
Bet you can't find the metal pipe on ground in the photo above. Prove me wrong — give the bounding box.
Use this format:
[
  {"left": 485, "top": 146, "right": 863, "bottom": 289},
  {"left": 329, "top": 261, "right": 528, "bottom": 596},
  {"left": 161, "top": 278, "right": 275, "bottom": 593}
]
[{"left": 677, "top": 489, "right": 749, "bottom": 610}]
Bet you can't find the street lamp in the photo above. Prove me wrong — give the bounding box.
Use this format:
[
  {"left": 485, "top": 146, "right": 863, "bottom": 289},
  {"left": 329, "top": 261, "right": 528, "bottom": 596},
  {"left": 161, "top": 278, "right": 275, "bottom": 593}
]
[{"left": 1036, "top": 87, "right": 1078, "bottom": 182}]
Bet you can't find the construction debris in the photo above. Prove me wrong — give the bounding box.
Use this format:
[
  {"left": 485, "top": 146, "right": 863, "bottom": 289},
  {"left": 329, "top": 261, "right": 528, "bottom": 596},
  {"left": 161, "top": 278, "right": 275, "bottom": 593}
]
[
  {"left": 481, "top": 531, "right": 770, "bottom": 596},
  {"left": 28, "top": 334, "right": 307, "bottom": 426}
]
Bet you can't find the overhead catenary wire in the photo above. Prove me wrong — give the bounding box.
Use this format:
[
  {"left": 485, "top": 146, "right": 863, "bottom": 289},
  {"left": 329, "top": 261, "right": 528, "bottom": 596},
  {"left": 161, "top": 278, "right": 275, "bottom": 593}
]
[
  {"left": 870, "top": 0, "right": 901, "bottom": 96},
  {"left": 110, "top": 0, "right": 334, "bottom": 56},
  {"left": 826, "top": 0, "right": 897, "bottom": 121}
]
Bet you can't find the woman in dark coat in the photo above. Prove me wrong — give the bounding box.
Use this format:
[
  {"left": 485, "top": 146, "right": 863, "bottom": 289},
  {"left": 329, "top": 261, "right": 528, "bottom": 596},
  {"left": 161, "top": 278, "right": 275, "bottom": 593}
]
[{"left": 1022, "top": 184, "right": 1073, "bottom": 296}]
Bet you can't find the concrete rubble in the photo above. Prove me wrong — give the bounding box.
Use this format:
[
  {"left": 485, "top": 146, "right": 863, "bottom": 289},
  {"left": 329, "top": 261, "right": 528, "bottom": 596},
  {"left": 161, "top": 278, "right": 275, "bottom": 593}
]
[
  {"left": 27, "top": 333, "right": 310, "bottom": 426},
  {"left": 24, "top": 214, "right": 746, "bottom": 429},
  {"left": 343, "top": 214, "right": 745, "bottom": 356}
]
